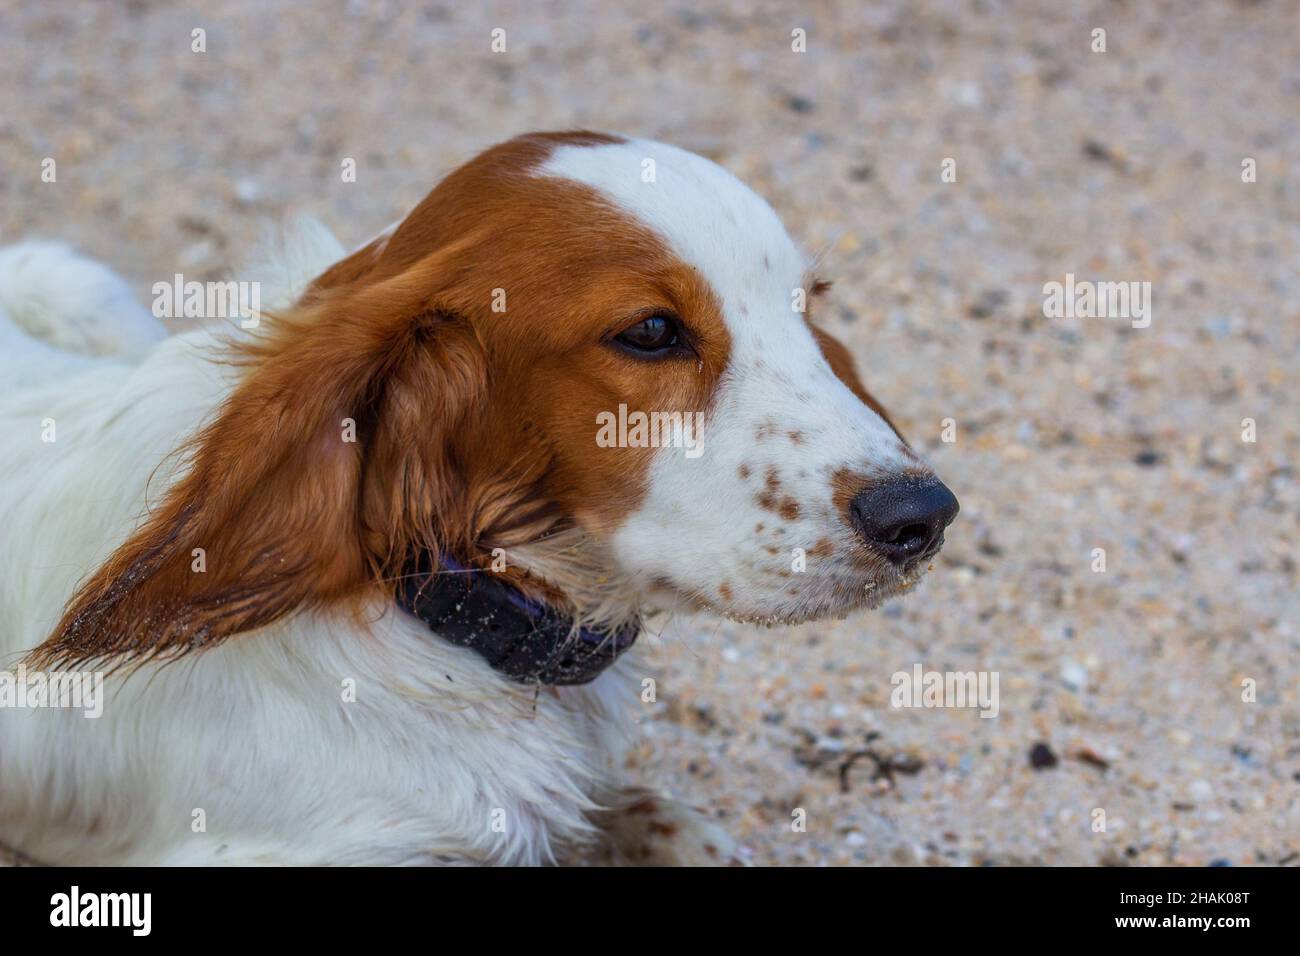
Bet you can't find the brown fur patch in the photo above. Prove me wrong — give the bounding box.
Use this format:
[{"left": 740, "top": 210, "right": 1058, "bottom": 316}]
[
  {"left": 831, "top": 467, "right": 869, "bottom": 519},
  {"left": 757, "top": 466, "right": 800, "bottom": 521}
]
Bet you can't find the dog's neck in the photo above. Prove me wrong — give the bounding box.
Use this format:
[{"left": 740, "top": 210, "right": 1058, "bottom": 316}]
[
  {"left": 396, "top": 530, "right": 645, "bottom": 686},
  {"left": 506, "top": 529, "right": 645, "bottom": 633}
]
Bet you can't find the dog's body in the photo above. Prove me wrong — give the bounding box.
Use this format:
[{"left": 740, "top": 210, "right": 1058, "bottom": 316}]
[
  {"left": 0, "top": 133, "right": 955, "bottom": 864},
  {"left": 0, "top": 236, "right": 688, "bottom": 865}
]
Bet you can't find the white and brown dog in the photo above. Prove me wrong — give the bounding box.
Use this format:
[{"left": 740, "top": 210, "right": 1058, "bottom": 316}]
[{"left": 0, "top": 132, "right": 957, "bottom": 865}]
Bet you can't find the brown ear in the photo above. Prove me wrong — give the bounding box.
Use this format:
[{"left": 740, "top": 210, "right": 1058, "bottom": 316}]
[
  {"left": 806, "top": 321, "right": 904, "bottom": 440},
  {"left": 27, "top": 260, "right": 487, "bottom": 670}
]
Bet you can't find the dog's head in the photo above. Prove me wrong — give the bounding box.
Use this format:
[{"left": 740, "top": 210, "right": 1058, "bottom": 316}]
[{"left": 32, "top": 131, "right": 957, "bottom": 669}]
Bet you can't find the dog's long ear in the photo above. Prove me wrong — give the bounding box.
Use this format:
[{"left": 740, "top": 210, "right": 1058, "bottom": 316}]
[{"left": 27, "top": 255, "right": 487, "bottom": 670}]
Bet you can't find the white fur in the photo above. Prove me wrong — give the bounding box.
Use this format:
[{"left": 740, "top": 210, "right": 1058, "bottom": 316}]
[
  {"left": 0, "top": 234, "right": 735, "bottom": 865},
  {"left": 0, "top": 241, "right": 166, "bottom": 358}
]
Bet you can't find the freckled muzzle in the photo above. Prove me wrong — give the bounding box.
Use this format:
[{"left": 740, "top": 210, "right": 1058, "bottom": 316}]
[{"left": 848, "top": 477, "right": 960, "bottom": 568}]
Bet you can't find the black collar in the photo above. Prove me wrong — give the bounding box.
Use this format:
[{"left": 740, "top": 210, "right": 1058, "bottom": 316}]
[{"left": 397, "top": 552, "right": 640, "bottom": 686}]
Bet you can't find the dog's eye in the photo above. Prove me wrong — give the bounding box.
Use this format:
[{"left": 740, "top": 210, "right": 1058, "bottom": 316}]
[{"left": 613, "top": 314, "right": 682, "bottom": 354}]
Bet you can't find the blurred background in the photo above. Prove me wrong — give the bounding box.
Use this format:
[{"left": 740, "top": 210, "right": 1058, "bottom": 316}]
[{"left": 1, "top": 0, "right": 1296, "bottom": 865}]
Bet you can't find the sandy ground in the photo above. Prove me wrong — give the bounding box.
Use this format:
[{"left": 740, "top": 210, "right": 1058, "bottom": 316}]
[{"left": 1, "top": 0, "right": 1297, "bottom": 866}]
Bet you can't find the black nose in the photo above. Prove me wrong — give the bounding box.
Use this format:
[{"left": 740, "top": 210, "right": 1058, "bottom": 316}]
[{"left": 849, "top": 477, "right": 959, "bottom": 565}]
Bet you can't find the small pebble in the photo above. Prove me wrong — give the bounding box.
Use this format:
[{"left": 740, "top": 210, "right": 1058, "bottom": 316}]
[
  {"left": 1059, "top": 659, "right": 1087, "bottom": 692},
  {"left": 1029, "top": 743, "right": 1059, "bottom": 770}
]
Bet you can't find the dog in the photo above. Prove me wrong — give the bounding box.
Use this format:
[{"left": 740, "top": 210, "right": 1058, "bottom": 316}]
[{"left": 0, "top": 131, "right": 957, "bottom": 865}]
